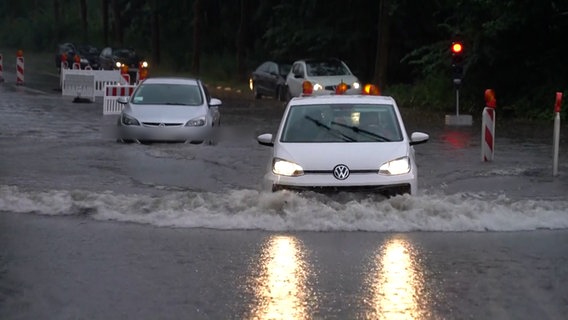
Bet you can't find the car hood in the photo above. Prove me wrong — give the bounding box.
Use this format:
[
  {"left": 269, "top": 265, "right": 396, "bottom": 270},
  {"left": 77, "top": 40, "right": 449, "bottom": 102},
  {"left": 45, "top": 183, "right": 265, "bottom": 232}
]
[
  {"left": 125, "top": 104, "right": 207, "bottom": 123},
  {"left": 274, "top": 141, "right": 410, "bottom": 169},
  {"left": 307, "top": 75, "right": 359, "bottom": 86}
]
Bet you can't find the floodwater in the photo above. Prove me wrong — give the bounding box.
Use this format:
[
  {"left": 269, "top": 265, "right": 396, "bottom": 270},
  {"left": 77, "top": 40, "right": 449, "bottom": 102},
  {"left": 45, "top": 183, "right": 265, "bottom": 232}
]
[{"left": 1, "top": 67, "right": 568, "bottom": 319}]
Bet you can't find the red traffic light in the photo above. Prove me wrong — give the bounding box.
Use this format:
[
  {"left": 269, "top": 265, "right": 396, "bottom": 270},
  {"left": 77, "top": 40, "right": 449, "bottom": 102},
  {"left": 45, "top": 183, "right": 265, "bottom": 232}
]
[{"left": 451, "top": 42, "right": 463, "bottom": 54}]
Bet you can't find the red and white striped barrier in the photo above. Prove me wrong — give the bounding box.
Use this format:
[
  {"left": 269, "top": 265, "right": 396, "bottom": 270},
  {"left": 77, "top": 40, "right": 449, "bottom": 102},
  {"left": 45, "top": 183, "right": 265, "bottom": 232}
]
[
  {"left": 553, "top": 92, "right": 562, "bottom": 176},
  {"left": 481, "top": 89, "right": 496, "bottom": 162},
  {"left": 16, "top": 50, "right": 24, "bottom": 85},
  {"left": 0, "top": 53, "right": 4, "bottom": 82},
  {"left": 103, "top": 84, "right": 136, "bottom": 115},
  {"left": 72, "top": 62, "right": 81, "bottom": 70}
]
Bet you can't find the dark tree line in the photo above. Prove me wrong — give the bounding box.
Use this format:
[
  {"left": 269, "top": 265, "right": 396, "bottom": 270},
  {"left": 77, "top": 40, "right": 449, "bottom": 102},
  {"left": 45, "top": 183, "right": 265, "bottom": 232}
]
[{"left": 1, "top": 0, "right": 567, "bottom": 117}]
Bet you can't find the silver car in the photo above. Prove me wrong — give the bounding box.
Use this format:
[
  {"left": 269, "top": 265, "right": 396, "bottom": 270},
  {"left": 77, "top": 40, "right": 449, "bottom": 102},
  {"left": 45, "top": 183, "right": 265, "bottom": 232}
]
[{"left": 117, "top": 77, "right": 221, "bottom": 144}]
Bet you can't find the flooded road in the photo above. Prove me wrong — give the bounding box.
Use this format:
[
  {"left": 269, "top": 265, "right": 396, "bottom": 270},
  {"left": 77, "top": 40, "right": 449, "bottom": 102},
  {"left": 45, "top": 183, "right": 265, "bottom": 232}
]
[{"left": 1, "top": 67, "right": 567, "bottom": 319}]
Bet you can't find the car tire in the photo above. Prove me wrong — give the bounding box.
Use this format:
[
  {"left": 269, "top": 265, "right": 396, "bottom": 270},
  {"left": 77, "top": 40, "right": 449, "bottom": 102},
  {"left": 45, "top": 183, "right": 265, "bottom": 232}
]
[
  {"left": 277, "top": 86, "right": 287, "bottom": 102},
  {"left": 253, "top": 84, "right": 261, "bottom": 99}
]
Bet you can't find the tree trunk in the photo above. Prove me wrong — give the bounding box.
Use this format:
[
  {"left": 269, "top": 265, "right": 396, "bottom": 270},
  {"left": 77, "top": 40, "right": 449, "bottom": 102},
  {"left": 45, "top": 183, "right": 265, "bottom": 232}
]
[
  {"left": 53, "top": 0, "right": 61, "bottom": 43},
  {"left": 191, "top": 0, "right": 202, "bottom": 76},
  {"left": 150, "top": 0, "right": 160, "bottom": 66},
  {"left": 236, "top": 0, "right": 248, "bottom": 81},
  {"left": 80, "top": 0, "right": 88, "bottom": 42},
  {"left": 102, "top": 0, "right": 109, "bottom": 45},
  {"left": 111, "top": 0, "right": 123, "bottom": 46},
  {"left": 373, "top": 0, "right": 391, "bottom": 89}
]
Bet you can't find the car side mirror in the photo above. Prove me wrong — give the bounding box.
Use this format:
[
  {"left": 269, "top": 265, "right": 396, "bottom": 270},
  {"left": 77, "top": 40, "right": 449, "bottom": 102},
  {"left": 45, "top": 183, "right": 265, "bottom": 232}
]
[
  {"left": 209, "top": 98, "right": 222, "bottom": 108},
  {"left": 117, "top": 97, "right": 129, "bottom": 104},
  {"left": 257, "top": 133, "right": 274, "bottom": 147}
]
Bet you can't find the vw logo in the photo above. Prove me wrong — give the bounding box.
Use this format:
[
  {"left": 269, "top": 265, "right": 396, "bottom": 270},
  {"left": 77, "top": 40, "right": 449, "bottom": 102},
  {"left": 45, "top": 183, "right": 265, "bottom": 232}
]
[
  {"left": 158, "top": 123, "right": 165, "bottom": 127},
  {"left": 333, "top": 164, "right": 350, "bottom": 180}
]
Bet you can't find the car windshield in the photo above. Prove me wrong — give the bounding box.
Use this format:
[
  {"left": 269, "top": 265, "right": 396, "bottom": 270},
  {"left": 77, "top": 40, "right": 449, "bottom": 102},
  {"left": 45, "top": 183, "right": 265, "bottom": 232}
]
[
  {"left": 114, "top": 49, "right": 136, "bottom": 59},
  {"left": 131, "top": 83, "right": 204, "bottom": 106},
  {"left": 280, "top": 64, "right": 291, "bottom": 76},
  {"left": 281, "top": 103, "right": 402, "bottom": 143},
  {"left": 306, "top": 60, "right": 351, "bottom": 76}
]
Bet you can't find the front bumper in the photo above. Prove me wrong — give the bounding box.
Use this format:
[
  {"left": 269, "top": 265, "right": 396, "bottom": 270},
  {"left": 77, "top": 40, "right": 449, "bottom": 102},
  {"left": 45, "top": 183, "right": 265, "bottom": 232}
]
[{"left": 118, "top": 124, "right": 213, "bottom": 143}]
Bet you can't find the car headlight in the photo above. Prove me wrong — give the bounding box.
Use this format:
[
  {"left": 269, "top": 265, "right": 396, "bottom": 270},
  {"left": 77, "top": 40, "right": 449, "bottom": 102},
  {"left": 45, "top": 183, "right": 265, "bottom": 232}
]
[
  {"left": 115, "top": 61, "right": 122, "bottom": 68},
  {"left": 313, "top": 83, "right": 323, "bottom": 91},
  {"left": 272, "top": 158, "right": 304, "bottom": 176},
  {"left": 80, "top": 58, "right": 89, "bottom": 64},
  {"left": 185, "top": 116, "right": 206, "bottom": 127},
  {"left": 379, "top": 156, "right": 410, "bottom": 175},
  {"left": 352, "top": 81, "right": 360, "bottom": 89},
  {"left": 141, "top": 61, "right": 149, "bottom": 68},
  {"left": 121, "top": 113, "right": 140, "bottom": 126}
]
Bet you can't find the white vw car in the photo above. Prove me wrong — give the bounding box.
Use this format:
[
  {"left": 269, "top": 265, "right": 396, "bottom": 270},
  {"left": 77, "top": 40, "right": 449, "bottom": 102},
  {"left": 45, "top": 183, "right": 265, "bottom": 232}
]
[
  {"left": 286, "top": 58, "right": 360, "bottom": 98},
  {"left": 257, "top": 89, "right": 429, "bottom": 196}
]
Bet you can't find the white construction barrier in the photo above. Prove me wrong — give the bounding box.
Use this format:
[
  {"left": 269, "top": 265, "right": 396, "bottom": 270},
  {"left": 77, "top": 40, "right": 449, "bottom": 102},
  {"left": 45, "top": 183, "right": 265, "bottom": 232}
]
[
  {"left": 62, "top": 73, "right": 95, "bottom": 101},
  {"left": 61, "top": 68, "right": 128, "bottom": 97},
  {"left": 103, "top": 84, "right": 136, "bottom": 115}
]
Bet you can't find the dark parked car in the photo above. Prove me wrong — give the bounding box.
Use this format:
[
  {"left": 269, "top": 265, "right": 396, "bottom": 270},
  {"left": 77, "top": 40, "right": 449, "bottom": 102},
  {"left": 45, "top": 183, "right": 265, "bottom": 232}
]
[
  {"left": 76, "top": 44, "right": 100, "bottom": 69},
  {"left": 55, "top": 43, "right": 100, "bottom": 70},
  {"left": 99, "top": 47, "right": 146, "bottom": 70},
  {"left": 99, "top": 47, "right": 148, "bottom": 84},
  {"left": 55, "top": 42, "right": 77, "bottom": 69},
  {"left": 249, "top": 61, "right": 291, "bottom": 101}
]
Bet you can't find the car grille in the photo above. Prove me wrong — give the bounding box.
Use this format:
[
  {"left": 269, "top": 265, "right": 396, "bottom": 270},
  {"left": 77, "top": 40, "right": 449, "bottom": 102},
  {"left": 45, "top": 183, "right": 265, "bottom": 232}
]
[
  {"left": 325, "top": 84, "right": 351, "bottom": 91},
  {"left": 273, "top": 183, "right": 411, "bottom": 196},
  {"left": 142, "top": 122, "right": 183, "bottom": 127}
]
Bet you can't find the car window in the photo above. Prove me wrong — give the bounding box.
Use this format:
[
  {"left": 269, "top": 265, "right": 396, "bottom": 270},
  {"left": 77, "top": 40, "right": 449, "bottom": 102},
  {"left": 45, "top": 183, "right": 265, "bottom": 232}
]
[
  {"left": 281, "top": 104, "right": 402, "bottom": 143},
  {"left": 292, "top": 63, "right": 304, "bottom": 77},
  {"left": 131, "top": 83, "right": 204, "bottom": 106},
  {"left": 279, "top": 64, "right": 291, "bottom": 76},
  {"left": 306, "top": 60, "right": 351, "bottom": 76}
]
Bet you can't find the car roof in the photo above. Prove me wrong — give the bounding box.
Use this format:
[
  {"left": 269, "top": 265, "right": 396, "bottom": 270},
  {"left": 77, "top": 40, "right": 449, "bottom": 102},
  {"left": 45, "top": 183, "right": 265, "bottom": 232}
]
[
  {"left": 288, "top": 94, "right": 396, "bottom": 106},
  {"left": 293, "top": 58, "right": 344, "bottom": 64},
  {"left": 140, "top": 77, "right": 200, "bottom": 85}
]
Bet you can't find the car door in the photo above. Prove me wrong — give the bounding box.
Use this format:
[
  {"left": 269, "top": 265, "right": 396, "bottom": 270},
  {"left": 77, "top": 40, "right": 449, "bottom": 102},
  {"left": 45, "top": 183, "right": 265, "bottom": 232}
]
[
  {"left": 286, "top": 62, "right": 306, "bottom": 97},
  {"left": 265, "top": 62, "right": 280, "bottom": 96},
  {"left": 256, "top": 62, "right": 271, "bottom": 95}
]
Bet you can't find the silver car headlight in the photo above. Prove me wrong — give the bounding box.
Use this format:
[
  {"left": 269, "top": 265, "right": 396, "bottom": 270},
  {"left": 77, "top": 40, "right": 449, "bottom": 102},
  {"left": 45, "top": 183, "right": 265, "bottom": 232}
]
[
  {"left": 379, "top": 156, "right": 410, "bottom": 175},
  {"left": 352, "top": 81, "right": 360, "bottom": 89},
  {"left": 185, "top": 116, "right": 206, "bottom": 127},
  {"left": 121, "top": 113, "right": 140, "bottom": 126},
  {"left": 313, "top": 83, "right": 323, "bottom": 91},
  {"left": 272, "top": 158, "right": 304, "bottom": 176}
]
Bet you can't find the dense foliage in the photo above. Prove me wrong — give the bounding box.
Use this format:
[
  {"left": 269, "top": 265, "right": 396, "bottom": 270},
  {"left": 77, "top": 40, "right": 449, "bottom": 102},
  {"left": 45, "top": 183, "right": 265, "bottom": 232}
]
[{"left": 1, "top": 0, "right": 567, "bottom": 118}]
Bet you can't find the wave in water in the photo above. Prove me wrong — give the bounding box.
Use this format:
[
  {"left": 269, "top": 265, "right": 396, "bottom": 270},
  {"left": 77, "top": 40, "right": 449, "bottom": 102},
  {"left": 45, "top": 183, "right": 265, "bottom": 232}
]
[{"left": 1, "top": 185, "right": 567, "bottom": 232}]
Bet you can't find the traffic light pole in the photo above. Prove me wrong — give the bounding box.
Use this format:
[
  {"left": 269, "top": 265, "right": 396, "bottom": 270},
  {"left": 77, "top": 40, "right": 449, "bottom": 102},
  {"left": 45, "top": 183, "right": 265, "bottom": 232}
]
[{"left": 455, "top": 87, "right": 460, "bottom": 117}]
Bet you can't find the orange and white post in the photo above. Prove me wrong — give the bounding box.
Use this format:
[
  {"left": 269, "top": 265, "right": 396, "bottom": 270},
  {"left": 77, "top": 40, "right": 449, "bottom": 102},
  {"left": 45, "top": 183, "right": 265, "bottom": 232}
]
[
  {"left": 481, "top": 89, "right": 496, "bottom": 162},
  {"left": 16, "top": 49, "right": 24, "bottom": 85},
  {"left": 553, "top": 92, "right": 562, "bottom": 176}
]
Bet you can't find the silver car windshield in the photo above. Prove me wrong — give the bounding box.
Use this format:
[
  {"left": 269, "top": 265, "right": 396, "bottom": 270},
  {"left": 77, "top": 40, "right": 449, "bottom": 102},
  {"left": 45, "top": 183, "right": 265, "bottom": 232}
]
[
  {"left": 281, "top": 104, "right": 402, "bottom": 143},
  {"left": 306, "top": 60, "right": 351, "bottom": 76},
  {"left": 131, "top": 83, "right": 204, "bottom": 106}
]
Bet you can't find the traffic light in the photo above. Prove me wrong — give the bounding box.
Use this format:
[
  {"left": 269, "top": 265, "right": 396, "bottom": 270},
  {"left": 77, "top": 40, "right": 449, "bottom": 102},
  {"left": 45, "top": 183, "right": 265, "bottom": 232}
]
[{"left": 451, "top": 41, "right": 464, "bottom": 81}]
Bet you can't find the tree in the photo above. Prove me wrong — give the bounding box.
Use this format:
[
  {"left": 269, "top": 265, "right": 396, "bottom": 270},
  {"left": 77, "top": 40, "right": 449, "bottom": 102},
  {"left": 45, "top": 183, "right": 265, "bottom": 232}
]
[
  {"left": 192, "top": 0, "right": 202, "bottom": 75},
  {"left": 102, "top": 0, "right": 109, "bottom": 45},
  {"left": 111, "top": 0, "right": 123, "bottom": 45},
  {"left": 150, "top": 0, "right": 160, "bottom": 66},
  {"left": 373, "top": 0, "right": 391, "bottom": 89},
  {"left": 236, "top": 0, "right": 249, "bottom": 80},
  {"left": 80, "top": 0, "right": 88, "bottom": 42}
]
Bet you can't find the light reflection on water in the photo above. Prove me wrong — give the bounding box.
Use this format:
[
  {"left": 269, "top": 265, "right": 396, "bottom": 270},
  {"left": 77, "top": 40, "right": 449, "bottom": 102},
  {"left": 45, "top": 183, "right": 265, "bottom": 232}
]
[
  {"left": 364, "top": 237, "right": 430, "bottom": 319},
  {"left": 247, "top": 235, "right": 315, "bottom": 320}
]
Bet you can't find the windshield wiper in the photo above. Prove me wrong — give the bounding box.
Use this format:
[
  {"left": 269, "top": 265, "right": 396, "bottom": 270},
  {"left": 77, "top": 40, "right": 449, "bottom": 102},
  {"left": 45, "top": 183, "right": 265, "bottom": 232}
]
[
  {"left": 305, "top": 116, "right": 356, "bottom": 142},
  {"left": 330, "top": 121, "right": 391, "bottom": 142}
]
